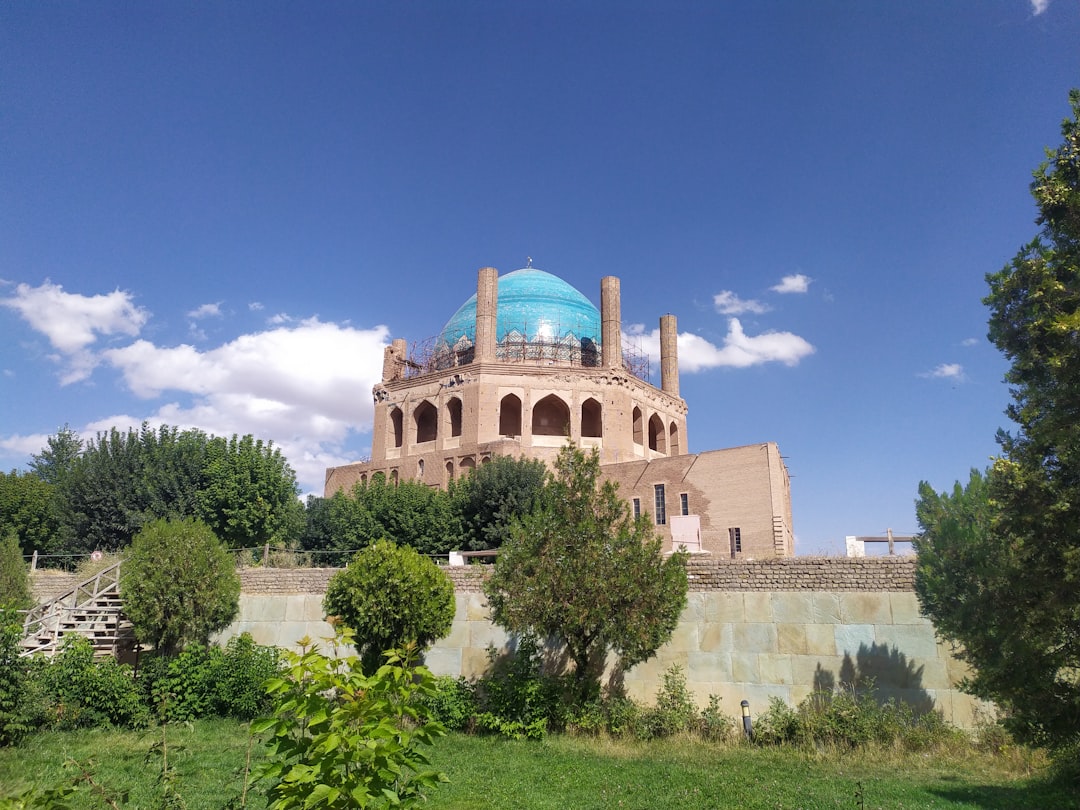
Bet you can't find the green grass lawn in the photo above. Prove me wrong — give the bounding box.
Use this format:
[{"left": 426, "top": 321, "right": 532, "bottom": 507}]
[{"left": 0, "top": 722, "right": 1075, "bottom": 810}]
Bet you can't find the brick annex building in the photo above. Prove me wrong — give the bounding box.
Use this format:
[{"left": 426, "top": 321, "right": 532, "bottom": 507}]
[{"left": 325, "top": 265, "right": 794, "bottom": 558}]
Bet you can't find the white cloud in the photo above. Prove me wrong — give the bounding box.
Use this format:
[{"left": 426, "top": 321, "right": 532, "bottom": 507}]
[
  {"left": 1030, "top": 0, "right": 1050, "bottom": 15},
  {"left": 268, "top": 313, "right": 294, "bottom": 325},
  {"left": 187, "top": 302, "right": 223, "bottom": 319},
  {"left": 638, "top": 318, "right": 815, "bottom": 371},
  {"left": 1, "top": 281, "right": 148, "bottom": 354},
  {"left": 770, "top": 274, "right": 812, "bottom": 294},
  {"left": 921, "top": 363, "right": 965, "bottom": 381},
  {"left": 249, "top": 302, "right": 264, "bottom": 312},
  {"left": 100, "top": 319, "right": 391, "bottom": 490},
  {"left": 961, "top": 337, "right": 978, "bottom": 347},
  {"left": 713, "top": 290, "right": 770, "bottom": 315}
]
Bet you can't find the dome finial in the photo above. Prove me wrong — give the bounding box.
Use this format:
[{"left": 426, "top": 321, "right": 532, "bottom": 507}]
[{"left": 526, "top": 256, "right": 533, "bottom": 268}]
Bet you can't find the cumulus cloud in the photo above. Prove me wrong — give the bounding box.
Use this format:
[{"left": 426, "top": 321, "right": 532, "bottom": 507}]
[
  {"left": 713, "top": 290, "right": 770, "bottom": 315},
  {"left": 187, "top": 302, "right": 223, "bottom": 319},
  {"left": 101, "top": 319, "right": 390, "bottom": 489},
  {"left": 1030, "top": 0, "right": 1050, "bottom": 15},
  {"left": 770, "top": 274, "right": 811, "bottom": 294},
  {"left": 921, "top": 363, "right": 965, "bottom": 381},
  {"left": 1, "top": 281, "right": 149, "bottom": 383},
  {"left": 638, "top": 318, "right": 815, "bottom": 371},
  {"left": 1, "top": 281, "right": 148, "bottom": 353}
]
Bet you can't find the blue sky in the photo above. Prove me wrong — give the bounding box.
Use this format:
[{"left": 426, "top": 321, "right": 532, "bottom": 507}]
[{"left": 2, "top": 1, "right": 1077, "bottom": 554}]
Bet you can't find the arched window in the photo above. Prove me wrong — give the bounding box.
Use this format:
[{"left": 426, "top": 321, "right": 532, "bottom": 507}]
[
  {"left": 668, "top": 422, "right": 681, "bottom": 455},
  {"left": 447, "top": 397, "right": 463, "bottom": 438},
  {"left": 417, "top": 459, "right": 425, "bottom": 479},
  {"left": 389, "top": 406, "right": 404, "bottom": 448},
  {"left": 532, "top": 394, "right": 570, "bottom": 436},
  {"left": 390, "top": 469, "right": 399, "bottom": 485},
  {"left": 460, "top": 456, "right": 476, "bottom": 472},
  {"left": 414, "top": 401, "right": 437, "bottom": 444},
  {"left": 581, "top": 398, "right": 603, "bottom": 438},
  {"left": 481, "top": 455, "right": 491, "bottom": 465},
  {"left": 499, "top": 394, "right": 522, "bottom": 437},
  {"left": 632, "top": 406, "right": 644, "bottom": 445},
  {"left": 648, "top": 414, "right": 667, "bottom": 453},
  {"left": 445, "top": 460, "right": 454, "bottom": 480}
]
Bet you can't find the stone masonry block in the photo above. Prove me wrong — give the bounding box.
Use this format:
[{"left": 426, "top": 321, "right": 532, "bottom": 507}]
[
  {"left": 464, "top": 593, "right": 491, "bottom": 621},
  {"left": 804, "top": 624, "right": 837, "bottom": 656},
  {"left": 758, "top": 654, "right": 794, "bottom": 685},
  {"left": 833, "top": 624, "right": 876, "bottom": 655},
  {"left": 682, "top": 592, "right": 707, "bottom": 622},
  {"left": 743, "top": 592, "right": 773, "bottom": 622},
  {"left": 664, "top": 622, "right": 700, "bottom": 653},
  {"left": 699, "top": 622, "right": 734, "bottom": 653},
  {"left": 424, "top": 646, "right": 463, "bottom": 678},
  {"left": 873, "top": 624, "right": 940, "bottom": 662},
  {"left": 438, "top": 620, "right": 470, "bottom": 649},
  {"left": 771, "top": 592, "right": 814, "bottom": 624},
  {"left": 241, "top": 595, "right": 286, "bottom": 623},
  {"left": 791, "top": 654, "right": 846, "bottom": 688},
  {"left": 732, "top": 622, "right": 778, "bottom": 654},
  {"left": 730, "top": 652, "right": 760, "bottom": 683},
  {"left": 811, "top": 593, "right": 842, "bottom": 624},
  {"left": 705, "top": 592, "right": 744, "bottom": 623},
  {"left": 469, "top": 621, "right": 509, "bottom": 650},
  {"left": 283, "top": 594, "right": 321, "bottom": 623},
  {"left": 838, "top": 593, "right": 892, "bottom": 625},
  {"left": 687, "top": 651, "right": 733, "bottom": 684},
  {"left": 888, "top": 592, "right": 925, "bottom": 625},
  {"left": 776, "top": 623, "right": 808, "bottom": 655}
]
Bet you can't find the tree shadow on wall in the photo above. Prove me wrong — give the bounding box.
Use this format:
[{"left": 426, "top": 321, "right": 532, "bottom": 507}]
[{"left": 813, "top": 642, "right": 935, "bottom": 715}]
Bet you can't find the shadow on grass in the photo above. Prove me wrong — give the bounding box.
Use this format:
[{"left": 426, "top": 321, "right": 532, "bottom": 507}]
[{"left": 928, "top": 774, "right": 1080, "bottom": 809}]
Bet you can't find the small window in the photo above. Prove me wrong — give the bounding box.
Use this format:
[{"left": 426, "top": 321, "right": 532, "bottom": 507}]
[
  {"left": 654, "top": 484, "right": 666, "bottom": 526},
  {"left": 680, "top": 493, "right": 689, "bottom": 516},
  {"left": 729, "top": 527, "right": 742, "bottom": 555},
  {"left": 632, "top": 498, "right": 641, "bottom": 519}
]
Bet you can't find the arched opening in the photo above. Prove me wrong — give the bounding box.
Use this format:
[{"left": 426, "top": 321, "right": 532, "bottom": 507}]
[
  {"left": 460, "top": 456, "right": 476, "bottom": 472},
  {"left": 445, "top": 460, "right": 454, "bottom": 481},
  {"left": 668, "top": 422, "right": 681, "bottom": 455},
  {"left": 390, "top": 469, "right": 399, "bottom": 485},
  {"left": 389, "top": 407, "right": 404, "bottom": 448},
  {"left": 648, "top": 414, "right": 667, "bottom": 453},
  {"left": 481, "top": 455, "right": 491, "bottom": 465},
  {"left": 532, "top": 394, "right": 570, "bottom": 436},
  {"left": 414, "top": 400, "right": 437, "bottom": 444},
  {"left": 360, "top": 473, "right": 368, "bottom": 485},
  {"left": 499, "top": 394, "right": 522, "bottom": 437},
  {"left": 417, "top": 459, "right": 425, "bottom": 479},
  {"left": 632, "top": 406, "right": 644, "bottom": 445},
  {"left": 581, "top": 398, "right": 603, "bottom": 438},
  {"left": 447, "top": 397, "right": 463, "bottom": 438}
]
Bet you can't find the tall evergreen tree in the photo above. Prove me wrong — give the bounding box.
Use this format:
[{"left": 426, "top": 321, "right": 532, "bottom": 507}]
[{"left": 916, "top": 91, "right": 1080, "bottom": 753}]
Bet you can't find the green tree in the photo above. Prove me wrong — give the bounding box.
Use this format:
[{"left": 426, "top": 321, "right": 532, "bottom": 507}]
[
  {"left": 310, "top": 475, "right": 460, "bottom": 556},
  {"left": 323, "top": 540, "right": 455, "bottom": 675},
  {"left": 120, "top": 518, "right": 240, "bottom": 657},
  {"left": 196, "top": 434, "right": 300, "bottom": 549},
  {"left": 28, "top": 425, "right": 82, "bottom": 486},
  {"left": 53, "top": 424, "right": 300, "bottom": 554},
  {"left": 484, "top": 443, "right": 688, "bottom": 696},
  {"left": 0, "top": 532, "right": 32, "bottom": 611},
  {"left": 916, "top": 91, "right": 1080, "bottom": 753},
  {"left": 0, "top": 470, "right": 61, "bottom": 558},
  {"left": 450, "top": 455, "right": 547, "bottom": 550}
]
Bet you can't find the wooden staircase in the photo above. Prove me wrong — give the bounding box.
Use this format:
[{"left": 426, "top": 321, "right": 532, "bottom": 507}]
[{"left": 20, "top": 561, "right": 136, "bottom": 659}]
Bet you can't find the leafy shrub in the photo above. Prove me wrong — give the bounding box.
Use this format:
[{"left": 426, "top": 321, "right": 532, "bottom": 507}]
[
  {"left": 36, "top": 636, "right": 149, "bottom": 730},
  {"left": 699, "top": 694, "right": 736, "bottom": 742},
  {"left": 139, "top": 633, "right": 281, "bottom": 722},
  {"left": 252, "top": 629, "right": 448, "bottom": 809},
  {"left": 636, "top": 664, "right": 697, "bottom": 739},
  {"left": 324, "top": 539, "right": 455, "bottom": 674},
  {"left": 0, "top": 533, "right": 32, "bottom": 612},
  {"left": 121, "top": 518, "right": 240, "bottom": 657},
  {"left": 753, "top": 684, "right": 961, "bottom": 751},
  {"left": 0, "top": 612, "right": 35, "bottom": 746},
  {"left": 474, "top": 636, "right": 568, "bottom": 739},
  {"left": 419, "top": 676, "right": 477, "bottom": 732}
]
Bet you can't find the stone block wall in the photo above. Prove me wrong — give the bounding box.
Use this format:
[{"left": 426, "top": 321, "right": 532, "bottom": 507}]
[{"left": 205, "top": 557, "right": 985, "bottom": 727}]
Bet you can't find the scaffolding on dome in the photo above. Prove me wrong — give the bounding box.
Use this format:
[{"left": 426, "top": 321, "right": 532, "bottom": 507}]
[{"left": 402, "top": 320, "right": 652, "bottom": 383}]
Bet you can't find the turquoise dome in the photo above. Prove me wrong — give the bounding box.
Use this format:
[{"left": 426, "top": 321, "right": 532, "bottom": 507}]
[{"left": 436, "top": 268, "right": 601, "bottom": 363}]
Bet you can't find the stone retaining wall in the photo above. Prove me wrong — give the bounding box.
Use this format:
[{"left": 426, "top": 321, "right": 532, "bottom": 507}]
[{"left": 34, "top": 557, "right": 983, "bottom": 727}]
